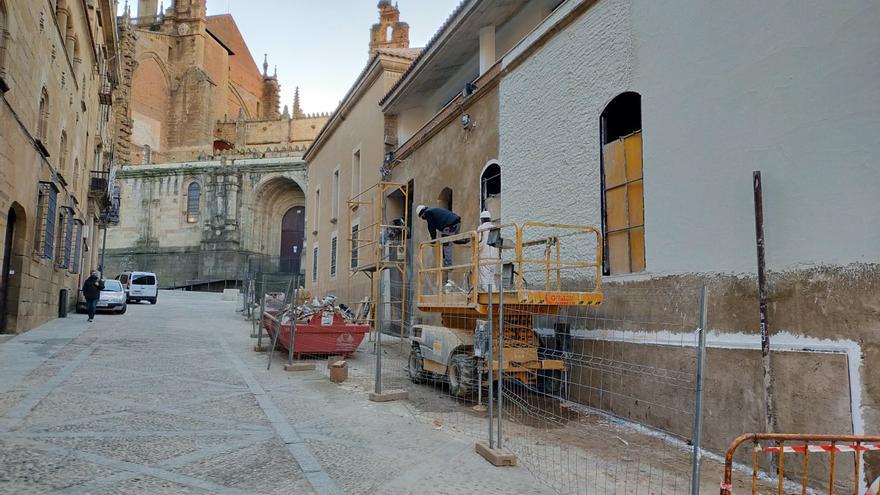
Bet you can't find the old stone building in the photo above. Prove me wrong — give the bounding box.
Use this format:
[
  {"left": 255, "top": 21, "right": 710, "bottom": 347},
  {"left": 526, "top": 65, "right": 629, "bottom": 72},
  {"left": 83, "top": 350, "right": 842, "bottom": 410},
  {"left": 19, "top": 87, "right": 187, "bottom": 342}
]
[
  {"left": 0, "top": 0, "right": 122, "bottom": 333},
  {"left": 103, "top": 0, "right": 329, "bottom": 284}
]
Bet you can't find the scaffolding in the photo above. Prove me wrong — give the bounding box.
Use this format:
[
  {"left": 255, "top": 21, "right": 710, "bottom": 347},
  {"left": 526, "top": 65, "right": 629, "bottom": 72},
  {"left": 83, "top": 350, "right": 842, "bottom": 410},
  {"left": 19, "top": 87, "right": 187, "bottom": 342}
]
[{"left": 347, "top": 181, "right": 410, "bottom": 340}]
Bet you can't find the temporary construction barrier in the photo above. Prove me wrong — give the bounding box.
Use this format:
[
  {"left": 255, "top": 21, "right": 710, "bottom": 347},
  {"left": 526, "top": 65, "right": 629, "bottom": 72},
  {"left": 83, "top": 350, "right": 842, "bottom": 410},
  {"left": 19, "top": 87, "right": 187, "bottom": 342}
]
[{"left": 720, "top": 433, "right": 880, "bottom": 495}]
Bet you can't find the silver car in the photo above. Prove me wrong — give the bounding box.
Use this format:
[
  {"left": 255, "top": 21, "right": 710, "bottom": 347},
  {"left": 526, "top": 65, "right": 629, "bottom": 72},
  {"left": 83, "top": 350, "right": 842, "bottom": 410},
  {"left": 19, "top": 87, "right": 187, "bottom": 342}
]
[{"left": 77, "top": 279, "right": 128, "bottom": 314}]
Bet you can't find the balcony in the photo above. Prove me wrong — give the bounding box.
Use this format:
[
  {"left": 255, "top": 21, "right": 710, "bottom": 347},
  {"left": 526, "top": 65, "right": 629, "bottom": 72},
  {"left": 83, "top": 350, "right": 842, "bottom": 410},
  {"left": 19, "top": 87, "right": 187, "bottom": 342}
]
[{"left": 89, "top": 171, "right": 109, "bottom": 200}]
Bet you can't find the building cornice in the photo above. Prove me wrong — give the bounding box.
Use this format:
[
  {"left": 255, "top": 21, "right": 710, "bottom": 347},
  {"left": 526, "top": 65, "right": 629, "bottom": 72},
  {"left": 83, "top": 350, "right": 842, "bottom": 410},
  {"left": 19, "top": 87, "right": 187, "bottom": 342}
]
[{"left": 117, "top": 157, "right": 306, "bottom": 179}]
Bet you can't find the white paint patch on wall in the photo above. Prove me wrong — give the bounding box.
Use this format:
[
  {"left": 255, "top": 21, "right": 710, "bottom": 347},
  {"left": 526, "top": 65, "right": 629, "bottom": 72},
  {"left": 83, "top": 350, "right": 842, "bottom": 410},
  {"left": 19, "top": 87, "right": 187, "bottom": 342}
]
[
  {"left": 131, "top": 111, "right": 161, "bottom": 150},
  {"left": 500, "top": 0, "right": 880, "bottom": 275}
]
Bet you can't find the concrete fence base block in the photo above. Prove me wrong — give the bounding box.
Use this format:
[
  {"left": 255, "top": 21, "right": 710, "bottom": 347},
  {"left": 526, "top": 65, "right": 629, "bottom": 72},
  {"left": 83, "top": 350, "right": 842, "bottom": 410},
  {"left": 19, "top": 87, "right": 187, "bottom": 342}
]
[
  {"left": 368, "top": 390, "right": 408, "bottom": 402},
  {"left": 475, "top": 442, "right": 517, "bottom": 466},
  {"left": 253, "top": 344, "right": 267, "bottom": 353},
  {"left": 284, "top": 362, "right": 316, "bottom": 372}
]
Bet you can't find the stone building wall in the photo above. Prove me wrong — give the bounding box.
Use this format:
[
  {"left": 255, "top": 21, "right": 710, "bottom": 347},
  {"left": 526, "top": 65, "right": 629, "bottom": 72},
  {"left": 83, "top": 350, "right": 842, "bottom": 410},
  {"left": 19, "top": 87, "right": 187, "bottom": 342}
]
[
  {"left": 104, "top": 157, "right": 307, "bottom": 287},
  {"left": 0, "top": 0, "right": 119, "bottom": 333}
]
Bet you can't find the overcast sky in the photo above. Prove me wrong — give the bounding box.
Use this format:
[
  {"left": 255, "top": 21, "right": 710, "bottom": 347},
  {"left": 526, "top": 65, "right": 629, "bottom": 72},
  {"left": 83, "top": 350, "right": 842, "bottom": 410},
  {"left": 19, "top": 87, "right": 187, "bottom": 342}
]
[{"left": 122, "top": 0, "right": 461, "bottom": 114}]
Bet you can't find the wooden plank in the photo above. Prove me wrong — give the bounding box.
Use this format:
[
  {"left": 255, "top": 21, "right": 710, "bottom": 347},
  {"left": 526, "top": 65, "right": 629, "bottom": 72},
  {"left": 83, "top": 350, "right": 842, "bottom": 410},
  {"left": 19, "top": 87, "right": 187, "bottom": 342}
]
[
  {"left": 603, "top": 140, "right": 626, "bottom": 188},
  {"left": 624, "top": 132, "right": 643, "bottom": 181},
  {"left": 630, "top": 226, "right": 645, "bottom": 273},
  {"left": 605, "top": 186, "right": 627, "bottom": 231},
  {"left": 627, "top": 179, "right": 644, "bottom": 227},
  {"left": 608, "top": 231, "right": 630, "bottom": 275}
]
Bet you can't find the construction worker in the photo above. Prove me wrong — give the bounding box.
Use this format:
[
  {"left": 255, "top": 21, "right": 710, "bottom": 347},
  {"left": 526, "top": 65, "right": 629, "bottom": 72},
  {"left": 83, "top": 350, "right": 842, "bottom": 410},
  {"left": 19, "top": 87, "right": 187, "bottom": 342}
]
[
  {"left": 415, "top": 205, "right": 460, "bottom": 268},
  {"left": 477, "top": 210, "right": 498, "bottom": 290}
]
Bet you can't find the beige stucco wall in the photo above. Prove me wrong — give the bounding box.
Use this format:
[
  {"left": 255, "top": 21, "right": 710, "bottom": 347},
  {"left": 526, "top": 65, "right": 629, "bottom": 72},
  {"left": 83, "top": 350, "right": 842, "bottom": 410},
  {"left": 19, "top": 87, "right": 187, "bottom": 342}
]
[{"left": 305, "top": 67, "right": 405, "bottom": 305}]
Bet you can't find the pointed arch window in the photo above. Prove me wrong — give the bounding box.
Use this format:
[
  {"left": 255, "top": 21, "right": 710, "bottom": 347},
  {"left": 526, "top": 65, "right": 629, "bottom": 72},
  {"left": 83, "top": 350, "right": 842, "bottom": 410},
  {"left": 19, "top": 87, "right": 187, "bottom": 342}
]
[
  {"left": 36, "top": 88, "right": 50, "bottom": 155},
  {"left": 186, "top": 182, "right": 201, "bottom": 223},
  {"left": 58, "top": 131, "right": 68, "bottom": 171}
]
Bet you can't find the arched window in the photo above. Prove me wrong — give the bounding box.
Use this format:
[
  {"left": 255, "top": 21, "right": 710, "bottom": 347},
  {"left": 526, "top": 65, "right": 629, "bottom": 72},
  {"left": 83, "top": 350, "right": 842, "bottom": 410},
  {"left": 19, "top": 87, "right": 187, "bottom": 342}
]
[
  {"left": 386, "top": 25, "right": 393, "bottom": 42},
  {"left": 600, "top": 91, "right": 644, "bottom": 275},
  {"left": 480, "top": 161, "right": 501, "bottom": 213},
  {"left": 186, "top": 182, "right": 200, "bottom": 223},
  {"left": 37, "top": 87, "right": 49, "bottom": 146},
  {"left": 58, "top": 131, "right": 67, "bottom": 171},
  {"left": 438, "top": 187, "right": 453, "bottom": 211}
]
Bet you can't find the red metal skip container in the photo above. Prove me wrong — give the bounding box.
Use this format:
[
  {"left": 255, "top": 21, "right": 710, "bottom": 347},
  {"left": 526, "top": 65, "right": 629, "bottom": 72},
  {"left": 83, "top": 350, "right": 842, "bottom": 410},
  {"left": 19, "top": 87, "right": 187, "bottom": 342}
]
[{"left": 263, "top": 310, "right": 368, "bottom": 358}]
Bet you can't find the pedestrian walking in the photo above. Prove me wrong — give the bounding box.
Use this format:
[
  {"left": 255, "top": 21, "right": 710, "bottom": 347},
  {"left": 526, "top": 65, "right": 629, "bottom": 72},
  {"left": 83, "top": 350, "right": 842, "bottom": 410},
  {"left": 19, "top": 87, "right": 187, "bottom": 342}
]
[
  {"left": 81, "top": 271, "right": 104, "bottom": 322},
  {"left": 415, "top": 205, "right": 461, "bottom": 268},
  {"left": 477, "top": 210, "right": 498, "bottom": 290}
]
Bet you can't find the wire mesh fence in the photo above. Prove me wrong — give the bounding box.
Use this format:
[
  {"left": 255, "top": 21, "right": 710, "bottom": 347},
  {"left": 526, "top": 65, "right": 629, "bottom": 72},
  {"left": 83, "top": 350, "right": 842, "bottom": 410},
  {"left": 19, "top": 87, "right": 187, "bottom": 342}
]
[{"left": 233, "top": 223, "right": 860, "bottom": 494}]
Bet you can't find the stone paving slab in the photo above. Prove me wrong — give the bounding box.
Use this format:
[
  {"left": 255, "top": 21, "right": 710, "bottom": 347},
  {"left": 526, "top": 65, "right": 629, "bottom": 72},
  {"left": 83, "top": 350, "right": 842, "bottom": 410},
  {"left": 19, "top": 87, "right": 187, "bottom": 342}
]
[{"left": 0, "top": 291, "right": 555, "bottom": 495}]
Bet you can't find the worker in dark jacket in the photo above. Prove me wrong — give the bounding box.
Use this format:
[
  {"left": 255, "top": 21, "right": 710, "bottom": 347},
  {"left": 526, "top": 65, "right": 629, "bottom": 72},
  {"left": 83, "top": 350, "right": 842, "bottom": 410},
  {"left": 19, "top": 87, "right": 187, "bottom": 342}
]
[
  {"left": 81, "top": 271, "right": 104, "bottom": 322},
  {"left": 415, "top": 205, "right": 461, "bottom": 268}
]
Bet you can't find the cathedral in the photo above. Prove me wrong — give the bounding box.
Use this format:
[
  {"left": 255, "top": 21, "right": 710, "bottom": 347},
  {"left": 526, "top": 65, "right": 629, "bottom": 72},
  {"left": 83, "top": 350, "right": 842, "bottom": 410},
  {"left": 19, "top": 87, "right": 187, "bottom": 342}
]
[{"left": 104, "top": 0, "right": 329, "bottom": 286}]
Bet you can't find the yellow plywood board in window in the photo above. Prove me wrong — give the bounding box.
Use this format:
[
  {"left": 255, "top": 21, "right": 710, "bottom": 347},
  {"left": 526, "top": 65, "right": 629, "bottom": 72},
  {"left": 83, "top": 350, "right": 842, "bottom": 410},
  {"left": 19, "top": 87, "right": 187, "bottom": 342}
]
[
  {"left": 624, "top": 132, "right": 643, "bottom": 181},
  {"left": 607, "top": 231, "right": 630, "bottom": 275},
  {"left": 627, "top": 180, "right": 644, "bottom": 227},
  {"left": 630, "top": 226, "right": 645, "bottom": 273},
  {"left": 603, "top": 140, "right": 626, "bottom": 188},
  {"left": 605, "top": 187, "right": 627, "bottom": 231}
]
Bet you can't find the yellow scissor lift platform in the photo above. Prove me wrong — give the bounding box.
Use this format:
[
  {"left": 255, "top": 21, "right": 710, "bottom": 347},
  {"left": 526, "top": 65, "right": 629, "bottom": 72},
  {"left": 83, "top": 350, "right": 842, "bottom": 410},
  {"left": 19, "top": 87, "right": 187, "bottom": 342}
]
[{"left": 416, "top": 222, "right": 603, "bottom": 384}]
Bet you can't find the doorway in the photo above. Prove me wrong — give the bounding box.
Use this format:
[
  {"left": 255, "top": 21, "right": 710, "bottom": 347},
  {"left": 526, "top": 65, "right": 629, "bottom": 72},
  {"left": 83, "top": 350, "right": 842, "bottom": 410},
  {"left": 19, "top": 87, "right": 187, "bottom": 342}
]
[
  {"left": 280, "top": 206, "right": 305, "bottom": 275},
  {"left": 1, "top": 207, "right": 17, "bottom": 332}
]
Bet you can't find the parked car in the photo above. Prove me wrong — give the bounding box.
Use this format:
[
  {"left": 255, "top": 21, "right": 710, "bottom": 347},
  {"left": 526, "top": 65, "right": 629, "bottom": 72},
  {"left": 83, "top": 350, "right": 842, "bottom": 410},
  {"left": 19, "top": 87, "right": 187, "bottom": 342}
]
[
  {"left": 116, "top": 271, "right": 159, "bottom": 304},
  {"left": 77, "top": 279, "right": 127, "bottom": 314}
]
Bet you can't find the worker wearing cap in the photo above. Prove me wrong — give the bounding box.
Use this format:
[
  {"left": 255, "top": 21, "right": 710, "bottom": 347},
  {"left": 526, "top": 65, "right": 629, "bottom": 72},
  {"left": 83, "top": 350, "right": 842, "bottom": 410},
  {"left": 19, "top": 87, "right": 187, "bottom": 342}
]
[
  {"left": 415, "top": 205, "right": 460, "bottom": 268},
  {"left": 477, "top": 210, "right": 498, "bottom": 290}
]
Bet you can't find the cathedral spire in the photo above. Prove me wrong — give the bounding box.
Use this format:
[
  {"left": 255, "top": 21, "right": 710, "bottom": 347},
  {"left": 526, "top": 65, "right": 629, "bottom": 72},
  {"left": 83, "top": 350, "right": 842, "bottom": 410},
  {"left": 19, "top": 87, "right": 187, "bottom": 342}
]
[
  {"left": 262, "top": 54, "right": 268, "bottom": 77},
  {"left": 292, "top": 87, "right": 304, "bottom": 119}
]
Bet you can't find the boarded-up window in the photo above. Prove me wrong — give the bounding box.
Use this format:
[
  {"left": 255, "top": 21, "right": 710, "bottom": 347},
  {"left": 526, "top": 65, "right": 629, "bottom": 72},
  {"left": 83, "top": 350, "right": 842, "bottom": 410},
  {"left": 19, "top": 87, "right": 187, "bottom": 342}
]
[{"left": 602, "top": 132, "right": 644, "bottom": 274}]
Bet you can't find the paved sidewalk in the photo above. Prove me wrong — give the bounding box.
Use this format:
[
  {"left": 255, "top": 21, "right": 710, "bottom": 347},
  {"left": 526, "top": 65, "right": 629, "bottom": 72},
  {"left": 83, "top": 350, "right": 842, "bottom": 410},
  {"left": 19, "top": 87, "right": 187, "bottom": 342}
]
[{"left": 0, "top": 291, "right": 553, "bottom": 494}]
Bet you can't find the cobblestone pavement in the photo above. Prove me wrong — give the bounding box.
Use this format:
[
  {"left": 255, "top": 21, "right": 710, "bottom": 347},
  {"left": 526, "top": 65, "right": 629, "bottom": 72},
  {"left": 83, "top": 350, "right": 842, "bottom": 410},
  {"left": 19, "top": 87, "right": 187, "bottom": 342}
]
[{"left": 0, "top": 291, "right": 554, "bottom": 494}]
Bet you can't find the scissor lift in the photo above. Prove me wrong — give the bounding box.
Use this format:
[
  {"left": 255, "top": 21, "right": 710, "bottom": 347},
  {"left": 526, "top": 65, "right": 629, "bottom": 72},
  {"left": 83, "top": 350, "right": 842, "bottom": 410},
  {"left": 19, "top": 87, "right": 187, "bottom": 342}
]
[{"left": 412, "top": 222, "right": 603, "bottom": 390}]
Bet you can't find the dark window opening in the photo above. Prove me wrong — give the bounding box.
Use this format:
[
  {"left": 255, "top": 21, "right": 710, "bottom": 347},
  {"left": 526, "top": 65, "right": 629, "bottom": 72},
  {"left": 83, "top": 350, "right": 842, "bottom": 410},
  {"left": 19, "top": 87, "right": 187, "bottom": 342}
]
[
  {"left": 438, "top": 187, "right": 453, "bottom": 211},
  {"left": 480, "top": 163, "right": 501, "bottom": 211}
]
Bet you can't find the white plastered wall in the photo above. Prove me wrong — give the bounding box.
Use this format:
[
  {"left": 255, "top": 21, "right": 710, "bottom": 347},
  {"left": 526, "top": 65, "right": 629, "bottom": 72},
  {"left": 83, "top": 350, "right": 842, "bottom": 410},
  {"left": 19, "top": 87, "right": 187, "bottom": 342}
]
[{"left": 499, "top": 0, "right": 880, "bottom": 275}]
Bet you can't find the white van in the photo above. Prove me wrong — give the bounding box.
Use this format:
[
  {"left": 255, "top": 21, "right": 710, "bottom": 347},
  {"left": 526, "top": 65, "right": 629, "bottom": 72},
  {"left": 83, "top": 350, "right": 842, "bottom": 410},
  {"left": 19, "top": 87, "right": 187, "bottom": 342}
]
[{"left": 116, "top": 271, "right": 159, "bottom": 304}]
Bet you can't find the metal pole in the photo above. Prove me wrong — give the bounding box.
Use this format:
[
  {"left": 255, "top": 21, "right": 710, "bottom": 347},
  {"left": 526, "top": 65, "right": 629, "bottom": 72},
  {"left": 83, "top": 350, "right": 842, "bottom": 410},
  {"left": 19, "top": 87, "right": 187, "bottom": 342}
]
[
  {"left": 99, "top": 225, "right": 107, "bottom": 274},
  {"left": 286, "top": 277, "right": 296, "bottom": 365},
  {"left": 753, "top": 171, "right": 776, "bottom": 433},
  {"left": 690, "top": 286, "right": 709, "bottom": 495},
  {"left": 256, "top": 273, "right": 265, "bottom": 348},
  {"left": 497, "top": 278, "right": 504, "bottom": 449},
  {"left": 374, "top": 270, "right": 384, "bottom": 395},
  {"left": 487, "top": 284, "right": 494, "bottom": 449}
]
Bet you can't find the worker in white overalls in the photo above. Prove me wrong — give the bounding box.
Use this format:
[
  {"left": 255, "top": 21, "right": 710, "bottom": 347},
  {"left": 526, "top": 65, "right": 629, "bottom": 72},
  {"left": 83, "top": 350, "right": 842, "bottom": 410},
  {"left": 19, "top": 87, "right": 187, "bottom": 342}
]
[{"left": 477, "top": 210, "right": 498, "bottom": 291}]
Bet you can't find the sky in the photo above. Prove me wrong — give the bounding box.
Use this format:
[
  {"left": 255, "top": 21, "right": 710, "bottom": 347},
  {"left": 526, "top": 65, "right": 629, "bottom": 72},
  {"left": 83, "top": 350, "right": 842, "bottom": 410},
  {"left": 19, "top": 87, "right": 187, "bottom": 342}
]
[{"left": 121, "top": 0, "right": 462, "bottom": 115}]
